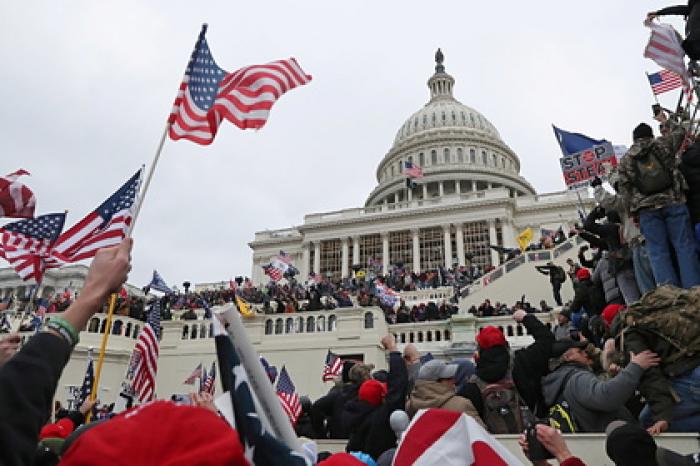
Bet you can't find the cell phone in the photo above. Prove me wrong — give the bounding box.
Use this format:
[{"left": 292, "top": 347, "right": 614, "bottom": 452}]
[
  {"left": 170, "top": 394, "right": 192, "bottom": 405},
  {"left": 652, "top": 104, "right": 662, "bottom": 117},
  {"left": 526, "top": 420, "right": 555, "bottom": 461}
]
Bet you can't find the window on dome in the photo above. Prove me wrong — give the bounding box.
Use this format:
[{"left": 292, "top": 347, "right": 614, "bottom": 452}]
[
  {"left": 470, "top": 149, "right": 476, "bottom": 163},
  {"left": 452, "top": 111, "right": 456, "bottom": 122},
  {"left": 470, "top": 114, "right": 476, "bottom": 127},
  {"left": 479, "top": 116, "right": 485, "bottom": 129},
  {"left": 457, "top": 148, "right": 464, "bottom": 163},
  {"left": 492, "top": 154, "right": 497, "bottom": 166},
  {"left": 444, "top": 148, "right": 451, "bottom": 163},
  {"left": 482, "top": 150, "right": 487, "bottom": 165},
  {"left": 391, "top": 166, "right": 395, "bottom": 176},
  {"left": 432, "top": 113, "right": 436, "bottom": 125},
  {"left": 408, "top": 155, "right": 413, "bottom": 164},
  {"left": 398, "top": 160, "right": 402, "bottom": 173},
  {"left": 423, "top": 115, "right": 427, "bottom": 126},
  {"left": 414, "top": 118, "right": 418, "bottom": 129},
  {"left": 419, "top": 153, "right": 425, "bottom": 166},
  {"left": 441, "top": 111, "right": 446, "bottom": 123},
  {"left": 431, "top": 150, "right": 437, "bottom": 165},
  {"left": 461, "top": 112, "right": 466, "bottom": 123},
  {"left": 502, "top": 157, "right": 506, "bottom": 168}
]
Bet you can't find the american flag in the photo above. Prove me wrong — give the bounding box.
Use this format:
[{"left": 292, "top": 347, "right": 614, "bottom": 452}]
[
  {"left": 260, "top": 356, "right": 278, "bottom": 384},
  {"left": 0, "top": 213, "right": 66, "bottom": 282},
  {"left": 202, "top": 361, "right": 216, "bottom": 395},
  {"left": 132, "top": 300, "right": 161, "bottom": 403},
  {"left": 147, "top": 269, "right": 172, "bottom": 294},
  {"left": 322, "top": 350, "right": 342, "bottom": 382},
  {"left": 79, "top": 355, "right": 95, "bottom": 405},
  {"left": 404, "top": 161, "right": 424, "bottom": 179},
  {"left": 277, "top": 250, "right": 293, "bottom": 265},
  {"left": 214, "top": 331, "right": 307, "bottom": 465},
  {"left": 276, "top": 366, "right": 302, "bottom": 425},
  {"left": 647, "top": 70, "right": 684, "bottom": 95},
  {"left": 48, "top": 170, "right": 141, "bottom": 267},
  {"left": 183, "top": 362, "right": 203, "bottom": 385},
  {"left": 168, "top": 25, "right": 312, "bottom": 145},
  {"left": 0, "top": 170, "right": 35, "bottom": 219},
  {"left": 263, "top": 263, "right": 283, "bottom": 282},
  {"left": 644, "top": 21, "right": 688, "bottom": 78}
]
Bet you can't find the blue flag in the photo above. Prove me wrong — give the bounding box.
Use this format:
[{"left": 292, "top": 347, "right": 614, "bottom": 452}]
[
  {"left": 215, "top": 333, "right": 307, "bottom": 465},
  {"left": 147, "top": 270, "right": 172, "bottom": 294},
  {"left": 552, "top": 125, "right": 608, "bottom": 156}
]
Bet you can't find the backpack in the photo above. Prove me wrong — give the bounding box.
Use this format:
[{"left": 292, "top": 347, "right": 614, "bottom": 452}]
[
  {"left": 547, "top": 370, "right": 578, "bottom": 433},
  {"left": 632, "top": 146, "right": 673, "bottom": 195},
  {"left": 471, "top": 376, "right": 525, "bottom": 434}
]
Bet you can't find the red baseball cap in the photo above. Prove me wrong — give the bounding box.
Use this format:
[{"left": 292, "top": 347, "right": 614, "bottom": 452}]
[
  {"left": 576, "top": 268, "right": 591, "bottom": 281},
  {"left": 602, "top": 304, "right": 625, "bottom": 327},
  {"left": 358, "top": 379, "right": 387, "bottom": 406},
  {"left": 476, "top": 326, "right": 507, "bottom": 350},
  {"left": 60, "top": 401, "right": 248, "bottom": 466}
]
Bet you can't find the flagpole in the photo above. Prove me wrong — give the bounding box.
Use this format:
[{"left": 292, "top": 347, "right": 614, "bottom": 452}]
[
  {"left": 646, "top": 72, "right": 661, "bottom": 105},
  {"left": 86, "top": 293, "right": 118, "bottom": 422}
]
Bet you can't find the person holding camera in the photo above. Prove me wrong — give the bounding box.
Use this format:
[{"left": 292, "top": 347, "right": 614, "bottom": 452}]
[{"left": 518, "top": 423, "right": 586, "bottom": 466}]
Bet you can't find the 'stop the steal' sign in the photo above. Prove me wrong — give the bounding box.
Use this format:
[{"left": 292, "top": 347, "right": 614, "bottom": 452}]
[{"left": 560, "top": 142, "right": 617, "bottom": 191}]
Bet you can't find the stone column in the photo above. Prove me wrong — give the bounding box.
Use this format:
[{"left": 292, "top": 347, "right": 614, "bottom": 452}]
[
  {"left": 438, "top": 182, "right": 444, "bottom": 197},
  {"left": 488, "top": 220, "right": 499, "bottom": 266},
  {"left": 352, "top": 236, "right": 360, "bottom": 267},
  {"left": 422, "top": 184, "right": 428, "bottom": 200},
  {"left": 443, "top": 224, "right": 452, "bottom": 269},
  {"left": 455, "top": 180, "right": 461, "bottom": 194},
  {"left": 301, "top": 243, "right": 311, "bottom": 278},
  {"left": 412, "top": 229, "right": 421, "bottom": 273},
  {"left": 393, "top": 192, "right": 398, "bottom": 204},
  {"left": 313, "top": 242, "right": 321, "bottom": 274},
  {"left": 382, "top": 233, "right": 390, "bottom": 272},
  {"left": 455, "top": 223, "right": 466, "bottom": 266},
  {"left": 407, "top": 186, "right": 413, "bottom": 202},
  {"left": 341, "top": 238, "right": 349, "bottom": 278},
  {"left": 472, "top": 181, "right": 477, "bottom": 192},
  {"left": 500, "top": 219, "right": 517, "bottom": 249}
]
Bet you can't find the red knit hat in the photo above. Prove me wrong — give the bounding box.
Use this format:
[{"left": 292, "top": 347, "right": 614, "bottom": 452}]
[
  {"left": 602, "top": 304, "right": 625, "bottom": 327},
  {"left": 358, "top": 379, "right": 387, "bottom": 406},
  {"left": 476, "top": 326, "right": 506, "bottom": 350},
  {"left": 60, "top": 401, "right": 248, "bottom": 466},
  {"left": 576, "top": 268, "right": 591, "bottom": 281},
  {"left": 318, "top": 453, "right": 366, "bottom": 465}
]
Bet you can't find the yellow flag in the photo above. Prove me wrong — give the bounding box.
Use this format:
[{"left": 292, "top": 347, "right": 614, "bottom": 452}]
[
  {"left": 236, "top": 295, "right": 254, "bottom": 318},
  {"left": 516, "top": 227, "right": 533, "bottom": 251}
]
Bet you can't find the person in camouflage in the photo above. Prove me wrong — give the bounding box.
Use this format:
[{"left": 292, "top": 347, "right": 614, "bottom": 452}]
[
  {"left": 609, "top": 285, "right": 700, "bottom": 434},
  {"left": 617, "top": 116, "right": 700, "bottom": 288}
]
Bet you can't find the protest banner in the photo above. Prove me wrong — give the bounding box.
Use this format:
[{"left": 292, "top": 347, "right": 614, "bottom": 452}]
[{"left": 559, "top": 142, "right": 617, "bottom": 190}]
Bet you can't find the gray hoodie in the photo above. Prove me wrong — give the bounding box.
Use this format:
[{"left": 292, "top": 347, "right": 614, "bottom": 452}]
[{"left": 541, "top": 362, "right": 644, "bottom": 432}]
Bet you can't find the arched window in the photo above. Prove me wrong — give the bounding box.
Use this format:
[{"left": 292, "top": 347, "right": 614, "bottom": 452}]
[
  {"left": 482, "top": 151, "right": 488, "bottom": 165},
  {"left": 452, "top": 111, "right": 456, "bottom": 122},
  {"left": 133, "top": 325, "right": 140, "bottom": 338},
  {"left": 275, "top": 318, "right": 283, "bottom": 335},
  {"left": 444, "top": 330, "right": 450, "bottom": 340},
  {"left": 390, "top": 165, "right": 395, "bottom": 176},
  {"left": 470, "top": 114, "right": 476, "bottom": 127},
  {"left": 88, "top": 318, "right": 100, "bottom": 333},
  {"left": 286, "top": 318, "right": 294, "bottom": 333},
  {"left": 461, "top": 112, "right": 466, "bottom": 123},
  {"left": 328, "top": 315, "right": 337, "bottom": 331},
  {"left": 492, "top": 154, "right": 497, "bottom": 167},
  {"left": 125, "top": 322, "right": 132, "bottom": 337},
  {"left": 517, "top": 325, "right": 524, "bottom": 336},
  {"left": 112, "top": 320, "right": 123, "bottom": 336},
  {"left": 418, "top": 332, "right": 424, "bottom": 343},
  {"left": 409, "top": 333, "right": 415, "bottom": 343},
  {"left": 431, "top": 113, "right": 436, "bottom": 125},
  {"left": 422, "top": 114, "right": 427, "bottom": 126},
  {"left": 182, "top": 325, "right": 189, "bottom": 340},
  {"left": 441, "top": 111, "right": 446, "bottom": 123},
  {"left": 436, "top": 331, "right": 441, "bottom": 342},
  {"left": 507, "top": 325, "right": 514, "bottom": 337},
  {"left": 265, "top": 320, "right": 273, "bottom": 335},
  {"left": 200, "top": 324, "right": 207, "bottom": 338},
  {"left": 502, "top": 157, "right": 506, "bottom": 168},
  {"left": 306, "top": 316, "right": 315, "bottom": 333},
  {"left": 414, "top": 117, "right": 419, "bottom": 129},
  {"left": 191, "top": 325, "right": 198, "bottom": 339},
  {"left": 364, "top": 312, "right": 374, "bottom": 329},
  {"left": 100, "top": 320, "right": 109, "bottom": 334},
  {"left": 400, "top": 333, "right": 406, "bottom": 343},
  {"left": 419, "top": 153, "right": 425, "bottom": 166},
  {"left": 398, "top": 160, "right": 403, "bottom": 173},
  {"left": 317, "top": 316, "right": 326, "bottom": 332},
  {"left": 408, "top": 155, "right": 413, "bottom": 164},
  {"left": 431, "top": 150, "right": 437, "bottom": 165},
  {"left": 427, "top": 331, "right": 433, "bottom": 342},
  {"left": 457, "top": 148, "right": 464, "bottom": 163},
  {"left": 444, "top": 148, "right": 450, "bottom": 163}
]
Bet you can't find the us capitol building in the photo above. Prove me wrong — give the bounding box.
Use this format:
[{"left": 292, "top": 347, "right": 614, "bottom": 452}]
[{"left": 249, "top": 50, "right": 588, "bottom": 284}]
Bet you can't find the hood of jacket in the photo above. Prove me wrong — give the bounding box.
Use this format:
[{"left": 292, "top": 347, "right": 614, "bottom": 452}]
[
  {"left": 475, "top": 345, "right": 511, "bottom": 383},
  {"left": 541, "top": 363, "right": 587, "bottom": 406},
  {"left": 407, "top": 380, "right": 458, "bottom": 412},
  {"left": 342, "top": 398, "right": 376, "bottom": 431}
]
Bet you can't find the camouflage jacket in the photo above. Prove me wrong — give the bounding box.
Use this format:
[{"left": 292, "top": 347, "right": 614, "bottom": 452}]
[
  {"left": 610, "top": 285, "right": 700, "bottom": 423},
  {"left": 617, "top": 123, "right": 687, "bottom": 214}
]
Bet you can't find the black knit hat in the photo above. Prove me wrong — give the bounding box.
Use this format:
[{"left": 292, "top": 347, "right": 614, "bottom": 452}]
[
  {"left": 605, "top": 421, "right": 658, "bottom": 466},
  {"left": 633, "top": 123, "right": 654, "bottom": 141}
]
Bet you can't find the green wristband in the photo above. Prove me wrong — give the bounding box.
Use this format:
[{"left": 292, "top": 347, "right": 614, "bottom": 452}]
[{"left": 46, "top": 317, "right": 79, "bottom": 346}]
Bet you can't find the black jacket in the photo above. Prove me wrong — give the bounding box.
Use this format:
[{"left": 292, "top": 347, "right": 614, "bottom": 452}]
[
  {"left": 569, "top": 279, "right": 605, "bottom": 316},
  {"left": 512, "top": 314, "right": 556, "bottom": 417},
  {"left": 311, "top": 382, "right": 359, "bottom": 439},
  {"left": 343, "top": 352, "right": 408, "bottom": 460},
  {"left": 680, "top": 141, "right": 700, "bottom": 224},
  {"left": 0, "top": 333, "right": 73, "bottom": 466}
]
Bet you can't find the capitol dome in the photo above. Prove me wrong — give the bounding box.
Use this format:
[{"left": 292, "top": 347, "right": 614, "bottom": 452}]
[{"left": 366, "top": 49, "right": 536, "bottom": 207}]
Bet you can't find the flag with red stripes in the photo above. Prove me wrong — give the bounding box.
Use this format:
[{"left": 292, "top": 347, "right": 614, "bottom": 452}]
[
  {"left": 263, "top": 263, "right": 283, "bottom": 282},
  {"left": 644, "top": 21, "right": 687, "bottom": 77},
  {"left": 132, "top": 300, "right": 161, "bottom": 403},
  {"left": 168, "top": 25, "right": 312, "bottom": 145},
  {"left": 276, "top": 366, "right": 301, "bottom": 424},
  {"left": 647, "top": 70, "right": 684, "bottom": 95},
  {"left": 322, "top": 350, "right": 342, "bottom": 382},
  {"left": 0, "top": 170, "right": 35, "bottom": 219},
  {"left": 0, "top": 213, "right": 66, "bottom": 282},
  {"left": 183, "top": 362, "right": 203, "bottom": 385},
  {"left": 393, "top": 409, "right": 524, "bottom": 466},
  {"left": 202, "top": 361, "right": 217, "bottom": 395},
  {"left": 47, "top": 169, "right": 141, "bottom": 268}
]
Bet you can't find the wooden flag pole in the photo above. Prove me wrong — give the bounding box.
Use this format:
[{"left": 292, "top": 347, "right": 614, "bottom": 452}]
[{"left": 86, "top": 293, "right": 118, "bottom": 422}]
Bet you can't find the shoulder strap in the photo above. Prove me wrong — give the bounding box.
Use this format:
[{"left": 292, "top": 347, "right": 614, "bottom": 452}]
[{"left": 552, "top": 369, "right": 578, "bottom": 404}]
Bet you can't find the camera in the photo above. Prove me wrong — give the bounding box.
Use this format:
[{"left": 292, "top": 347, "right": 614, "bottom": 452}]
[{"left": 526, "top": 419, "right": 554, "bottom": 461}]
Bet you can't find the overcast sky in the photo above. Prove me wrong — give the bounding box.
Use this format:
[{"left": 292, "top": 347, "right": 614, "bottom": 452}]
[{"left": 1, "top": 1, "right": 687, "bottom": 289}]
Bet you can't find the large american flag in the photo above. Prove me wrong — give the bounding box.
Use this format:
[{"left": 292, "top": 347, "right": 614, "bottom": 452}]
[
  {"left": 644, "top": 21, "right": 688, "bottom": 78},
  {"left": 168, "top": 25, "right": 312, "bottom": 145},
  {"left": 647, "top": 70, "right": 684, "bottom": 95},
  {"left": 48, "top": 170, "right": 141, "bottom": 267},
  {"left": 404, "top": 161, "right": 424, "bottom": 179},
  {"left": 276, "top": 366, "right": 301, "bottom": 425},
  {"left": 0, "top": 213, "right": 66, "bottom": 282},
  {"left": 0, "top": 170, "right": 35, "bottom": 219},
  {"left": 132, "top": 300, "right": 161, "bottom": 403},
  {"left": 322, "top": 350, "right": 342, "bottom": 382},
  {"left": 263, "top": 263, "right": 283, "bottom": 282}
]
